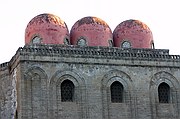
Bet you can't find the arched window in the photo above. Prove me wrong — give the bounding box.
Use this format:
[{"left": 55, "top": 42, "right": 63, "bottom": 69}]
[
  {"left": 121, "top": 41, "right": 131, "bottom": 48},
  {"left": 108, "top": 40, "right": 113, "bottom": 47},
  {"left": 158, "top": 82, "right": 170, "bottom": 103},
  {"left": 110, "top": 81, "right": 124, "bottom": 103},
  {"left": 31, "top": 36, "right": 41, "bottom": 44},
  {"left": 151, "top": 41, "right": 155, "bottom": 49},
  {"left": 64, "top": 37, "right": 70, "bottom": 45},
  {"left": 77, "top": 38, "right": 87, "bottom": 46},
  {"left": 61, "top": 80, "right": 75, "bottom": 102}
]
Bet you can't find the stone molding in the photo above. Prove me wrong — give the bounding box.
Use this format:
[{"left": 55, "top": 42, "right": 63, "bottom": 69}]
[
  {"left": 1, "top": 44, "right": 180, "bottom": 69},
  {"left": 150, "top": 71, "right": 180, "bottom": 118}
]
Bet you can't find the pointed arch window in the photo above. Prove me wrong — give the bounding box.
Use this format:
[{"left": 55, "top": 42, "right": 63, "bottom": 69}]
[
  {"left": 110, "top": 81, "right": 124, "bottom": 103},
  {"left": 158, "top": 82, "right": 170, "bottom": 103},
  {"left": 61, "top": 80, "right": 75, "bottom": 102}
]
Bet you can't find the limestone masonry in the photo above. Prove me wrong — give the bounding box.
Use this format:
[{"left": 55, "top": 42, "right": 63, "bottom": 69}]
[{"left": 0, "top": 13, "right": 179, "bottom": 119}]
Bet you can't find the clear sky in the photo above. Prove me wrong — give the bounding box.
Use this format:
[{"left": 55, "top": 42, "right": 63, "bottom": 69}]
[{"left": 0, "top": 0, "right": 179, "bottom": 64}]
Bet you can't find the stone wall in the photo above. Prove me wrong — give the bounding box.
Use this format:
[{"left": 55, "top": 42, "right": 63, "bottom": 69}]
[
  {"left": 17, "top": 60, "right": 180, "bottom": 119},
  {"left": 1, "top": 44, "right": 180, "bottom": 119},
  {"left": 0, "top": 63, "right": 17, "bottom": 119}
]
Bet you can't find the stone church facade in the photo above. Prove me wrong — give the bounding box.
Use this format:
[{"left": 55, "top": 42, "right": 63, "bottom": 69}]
[{"left": 0, "top": 13, "right": 180, "bottom": 119}]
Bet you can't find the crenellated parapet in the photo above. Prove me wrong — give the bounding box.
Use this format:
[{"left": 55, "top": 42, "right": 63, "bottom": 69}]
[
  {"left": 0, "top": 62, "right": 9, "bottom": 70},
  {"left": 2, "top": 44, "right": 180, "bottom": 72},
  {"left": 16, "top": 44, "right": 179, "bottom": 61}
]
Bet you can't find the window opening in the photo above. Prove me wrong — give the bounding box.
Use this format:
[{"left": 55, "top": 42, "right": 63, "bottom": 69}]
[
  {"left": 77, "top": 38, "right": 87, "bottom": 46},
  {"left": 61, "top": 80, "right": 75, "bottom": 102},
  {"left": 158, "top": 82, "right": 170, "bottom": 103},
  {"left": 110, "top": 81, "right": 124, "bottom": 103},
  {"left": 31, "top": 36, "right": 41, "bottom": 44},
  {"left": 121, "top": 41, "right": 131, "bottom": 48},
  {"left": 64, "top": 38, "right": 70, "bottom": 45},
  {"left": 151, "top": 42, "right": 155, "bottom": 49},
  {"left": 108, "top": 40, "right": 113, "bottom": 47}
]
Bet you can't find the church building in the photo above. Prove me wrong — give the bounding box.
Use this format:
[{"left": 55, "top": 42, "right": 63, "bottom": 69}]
[{"left": 0, "top": 13, "right": 180, "bottom": 119}]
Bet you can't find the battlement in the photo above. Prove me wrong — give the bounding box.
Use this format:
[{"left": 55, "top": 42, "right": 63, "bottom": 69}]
[
  {"left": 0, "top": 62, "right": 9, "bottom": 70},
  {"left": 2, "top": 44, "right": 180, "bottom": 69},
  {"left": 17, "top": 44, "right": 179, "bottom": 61}
]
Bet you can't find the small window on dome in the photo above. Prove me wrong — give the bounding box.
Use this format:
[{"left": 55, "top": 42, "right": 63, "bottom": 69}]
[
  {"left": 64, "top": 38, "right": 70, "bottom": 45},
  {"left": 108, "top": 40, "right": 113, "bottom": 47},
  {"left": 121, "top": 41, "right": 131, "bottom": 48},
  {"left": 151, "top": 42, "right": 155, "bottom": 49},
  {"left": 31, "top": 36, "right": 41, "bottom": 44},
  {"left": 77, "top": 38, "right": 87, "bottom": 46}
]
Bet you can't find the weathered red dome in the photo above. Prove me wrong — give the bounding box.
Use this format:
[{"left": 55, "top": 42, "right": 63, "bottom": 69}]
[
  {"left": 70, "top": 16, "right": 113, "bottom": 46},
  {"left": 25, "top": 13, "right": 70, "bottom": 45},
  {"left": 113, "top": 19, "right": 154, "bottom": 49}
]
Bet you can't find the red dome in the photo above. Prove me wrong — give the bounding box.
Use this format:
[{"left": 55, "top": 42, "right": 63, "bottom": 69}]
[
  {"left": 113, "top": 19, "right": 154, "bottom": 49},
  {"left": 70, "top": 16, "right": 113, "bottom": 46},
  {"left": 25, "top": 13, "right": 70, "bottom": 45}
]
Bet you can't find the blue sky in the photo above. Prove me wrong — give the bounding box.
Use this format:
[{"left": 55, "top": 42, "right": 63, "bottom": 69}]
[{"left": 0, "top": 0, "right": 179, "bottom": 63}]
